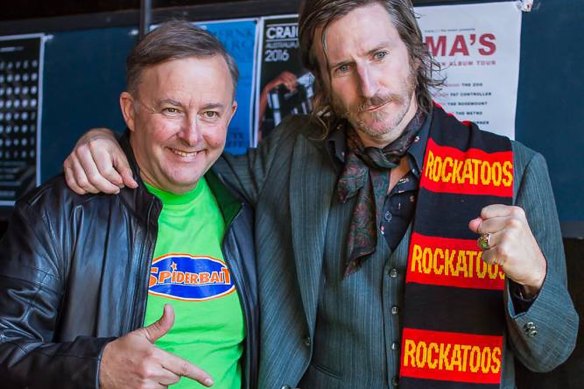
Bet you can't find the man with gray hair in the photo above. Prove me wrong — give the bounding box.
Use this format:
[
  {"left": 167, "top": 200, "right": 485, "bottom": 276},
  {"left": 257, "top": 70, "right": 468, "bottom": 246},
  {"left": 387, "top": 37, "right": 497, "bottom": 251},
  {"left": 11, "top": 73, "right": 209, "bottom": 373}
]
[
  {"left": 64, "top": 1, "right": 577, "bottom": 388},
  {"left": 0, "top": 21, "right": 257, "bottom": 389}
]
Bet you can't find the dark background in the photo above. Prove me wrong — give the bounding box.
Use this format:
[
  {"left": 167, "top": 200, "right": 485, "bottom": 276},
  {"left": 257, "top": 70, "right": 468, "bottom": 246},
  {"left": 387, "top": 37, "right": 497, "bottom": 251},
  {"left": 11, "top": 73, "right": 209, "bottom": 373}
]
[
  {"left": 0, "top": 1, "right": 225, "bottom": 21},
  {"left": 0, "top": 1, "right": 582, "bottom": 387}
]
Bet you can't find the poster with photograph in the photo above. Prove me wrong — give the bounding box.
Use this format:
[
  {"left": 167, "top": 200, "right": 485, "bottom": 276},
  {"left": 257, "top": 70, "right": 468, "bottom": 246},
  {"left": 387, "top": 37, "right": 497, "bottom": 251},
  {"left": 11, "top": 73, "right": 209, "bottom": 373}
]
[
  {"left": 0, "top": 34, "right": 44, "bottom": 205},
  {"left": 254, "top": 15, "right": 314, "bottom": 143},
  {"left": 197, "top": 19, "right": 259, "bottom": 155},
  {"left": 417, "top": 1, "right": 521, "bottom": 138}
]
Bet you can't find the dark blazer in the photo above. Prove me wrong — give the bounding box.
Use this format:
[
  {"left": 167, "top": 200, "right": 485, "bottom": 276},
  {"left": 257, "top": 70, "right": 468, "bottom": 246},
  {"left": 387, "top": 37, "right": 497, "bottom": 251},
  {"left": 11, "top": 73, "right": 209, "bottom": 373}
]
[{"left": 215, "top": 113, "right": 578, "bottom": 388}]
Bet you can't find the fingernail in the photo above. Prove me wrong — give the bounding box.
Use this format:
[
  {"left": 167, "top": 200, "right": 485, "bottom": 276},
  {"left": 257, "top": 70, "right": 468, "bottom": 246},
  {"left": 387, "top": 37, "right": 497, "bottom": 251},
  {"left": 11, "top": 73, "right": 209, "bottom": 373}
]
[{"left": 204, "top": 378, "right": 214, "bottom": 386}]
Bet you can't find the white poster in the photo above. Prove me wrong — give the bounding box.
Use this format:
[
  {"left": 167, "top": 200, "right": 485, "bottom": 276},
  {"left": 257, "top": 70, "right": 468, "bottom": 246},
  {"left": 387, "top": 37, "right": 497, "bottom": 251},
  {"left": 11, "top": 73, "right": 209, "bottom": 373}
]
[{"left": 417, "top": 2, "right": 522, "bottom": 139}]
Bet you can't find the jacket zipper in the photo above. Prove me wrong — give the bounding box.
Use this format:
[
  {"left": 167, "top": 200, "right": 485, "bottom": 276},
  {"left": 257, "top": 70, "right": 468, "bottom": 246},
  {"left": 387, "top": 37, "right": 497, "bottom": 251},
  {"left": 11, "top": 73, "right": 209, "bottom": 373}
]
[
  {"left": 131, "top": 198, "right": 158, "bottom": 330},
  {"left": 221, "top": 205, "right": 253, "bottom": 389}
]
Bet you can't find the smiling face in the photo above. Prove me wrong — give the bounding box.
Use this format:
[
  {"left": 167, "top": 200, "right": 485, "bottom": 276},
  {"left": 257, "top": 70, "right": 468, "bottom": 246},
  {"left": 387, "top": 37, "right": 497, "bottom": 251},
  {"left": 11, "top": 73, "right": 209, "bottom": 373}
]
[
  {"left": 121, "top": 55, "right": 237, "bottom": 194},
  {"left": 314, "top": 2, "right": 418, "bottom": 148}
]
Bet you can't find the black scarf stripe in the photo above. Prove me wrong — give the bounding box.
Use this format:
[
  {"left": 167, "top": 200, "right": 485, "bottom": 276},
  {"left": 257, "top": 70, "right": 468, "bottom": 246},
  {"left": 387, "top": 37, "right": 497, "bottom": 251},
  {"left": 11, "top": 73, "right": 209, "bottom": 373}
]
[
  {"left": 399, "top": 377, "right": 499, "bottom": 389},
  {"left": 402, "top": 284, "right": 506, "bottom": 335},
  {"left": 414, "top": 188, "right": 513, "bottom": 239}
]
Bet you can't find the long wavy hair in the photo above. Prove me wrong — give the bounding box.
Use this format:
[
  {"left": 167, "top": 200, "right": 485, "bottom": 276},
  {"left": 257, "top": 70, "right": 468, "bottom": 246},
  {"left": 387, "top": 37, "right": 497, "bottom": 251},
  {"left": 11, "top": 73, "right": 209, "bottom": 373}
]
[{"left": 298, "top": 0, "right": 443, "bottom": 137}]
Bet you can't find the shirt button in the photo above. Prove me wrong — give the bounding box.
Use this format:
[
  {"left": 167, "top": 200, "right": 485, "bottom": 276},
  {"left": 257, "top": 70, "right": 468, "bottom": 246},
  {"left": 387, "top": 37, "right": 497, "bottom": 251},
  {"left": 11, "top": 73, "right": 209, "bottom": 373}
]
[
  {"left": 389, "top": 268, "right": 398, "bottom": 278},
  {"left": 384, "top": 211, "right": 392, "bottom": 222},
  {"left": 391, "top": 305, "right": 399, "bottom": 315},
  {"left": 304, "top": 336, "right": 312, "bottom": 347},
  {"left": 391, "top": 341, "right": 400, "bottom": 350}
]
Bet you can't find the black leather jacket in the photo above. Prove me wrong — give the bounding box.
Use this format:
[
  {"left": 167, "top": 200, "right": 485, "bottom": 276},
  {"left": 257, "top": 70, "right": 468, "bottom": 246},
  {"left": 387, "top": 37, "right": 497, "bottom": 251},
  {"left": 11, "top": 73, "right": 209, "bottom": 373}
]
[{"left": 0, "top": 135, "right": 258, "bottom": 388}]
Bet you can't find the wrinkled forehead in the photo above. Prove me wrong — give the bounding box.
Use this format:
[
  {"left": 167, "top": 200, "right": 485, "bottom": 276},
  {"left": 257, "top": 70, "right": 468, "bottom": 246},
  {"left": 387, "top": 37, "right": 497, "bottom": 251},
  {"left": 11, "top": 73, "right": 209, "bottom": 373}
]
[{"left": 139, "top": 55, "right": 235, "bottom": 95}]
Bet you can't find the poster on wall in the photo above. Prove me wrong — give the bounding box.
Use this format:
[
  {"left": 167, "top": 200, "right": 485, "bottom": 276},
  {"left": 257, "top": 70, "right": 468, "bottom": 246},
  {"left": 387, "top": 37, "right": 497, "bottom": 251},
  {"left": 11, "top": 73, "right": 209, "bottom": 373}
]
[
  {"left": 0, "top": 34, "right": 44, "bottom": 205},
  {"left": 254, "top": 15, "right": 314, "bottom": 144},
  {"left": 417, "top": 1, "right": 522, "bottom": 139},
  {"left": 196, "top": 19, "right": 259, "bottom": 155},
  {"left": 253, "top": 2, "right": 521, "bottom": 143}
]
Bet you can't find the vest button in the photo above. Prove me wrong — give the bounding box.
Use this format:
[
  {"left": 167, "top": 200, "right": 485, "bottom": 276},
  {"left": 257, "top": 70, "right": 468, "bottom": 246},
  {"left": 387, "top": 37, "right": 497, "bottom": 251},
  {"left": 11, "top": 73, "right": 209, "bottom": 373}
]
[
  {"left": 304, "top": 336, "right": 311, "bottom": 347},
  {"left": 389, "top": 268, "right": 398, "bottom": 278}
]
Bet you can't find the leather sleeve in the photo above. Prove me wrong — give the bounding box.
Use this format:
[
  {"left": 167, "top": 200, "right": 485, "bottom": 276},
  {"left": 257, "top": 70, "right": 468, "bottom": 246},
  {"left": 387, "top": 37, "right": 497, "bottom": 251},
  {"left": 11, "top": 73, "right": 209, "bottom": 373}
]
[
  {"left": 506, "top": 146, "right": 579, "bottom": 372},
  {"left": 0, "top": 198, "right": 114, "bottom": 389}
]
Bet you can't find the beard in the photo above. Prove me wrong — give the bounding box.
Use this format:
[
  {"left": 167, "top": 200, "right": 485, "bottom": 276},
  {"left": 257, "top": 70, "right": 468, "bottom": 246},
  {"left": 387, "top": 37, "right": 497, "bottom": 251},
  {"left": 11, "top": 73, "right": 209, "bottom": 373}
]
[{"left": 330, "top": 72, "right": 417, "bottom": 143}]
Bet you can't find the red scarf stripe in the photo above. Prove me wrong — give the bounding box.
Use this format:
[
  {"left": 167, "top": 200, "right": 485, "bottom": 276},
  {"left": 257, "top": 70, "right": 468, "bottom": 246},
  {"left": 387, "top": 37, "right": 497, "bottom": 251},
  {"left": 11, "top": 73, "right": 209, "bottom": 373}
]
[
  {"left": 406, "top": 232, "right": 505, "bottom": 290},
  {"left": 400, "top": 328, "right": 504, "bottom": 384},
  {"left": 421, "top": 138, "right": 513, "bottom": 197}
]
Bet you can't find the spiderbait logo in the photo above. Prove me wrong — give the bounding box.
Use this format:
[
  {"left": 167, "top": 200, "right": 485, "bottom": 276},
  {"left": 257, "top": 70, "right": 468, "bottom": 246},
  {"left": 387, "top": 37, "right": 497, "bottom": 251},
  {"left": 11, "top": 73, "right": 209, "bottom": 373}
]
[{"left": 149, "top": 254, "right": 235, "bottom": 301}]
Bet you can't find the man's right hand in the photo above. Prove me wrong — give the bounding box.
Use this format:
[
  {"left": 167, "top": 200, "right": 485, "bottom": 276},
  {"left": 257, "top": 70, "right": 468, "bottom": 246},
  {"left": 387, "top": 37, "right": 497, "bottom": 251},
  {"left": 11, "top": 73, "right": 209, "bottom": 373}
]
[
  {"left": 64, "top": 128, "right": 136, "bottom": 194},
  {"left": 100, "top": 304, "right": 214, "bottom": 389}
]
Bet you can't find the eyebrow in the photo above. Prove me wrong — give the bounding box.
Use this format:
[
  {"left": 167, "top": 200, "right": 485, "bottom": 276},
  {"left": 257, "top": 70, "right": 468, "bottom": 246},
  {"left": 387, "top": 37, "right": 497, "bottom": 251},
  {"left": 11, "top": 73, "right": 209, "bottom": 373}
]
[
  {"left": 200, "top": 102, "right": 227, "bottom": 111},
  {"left": 158, "top": 98, "right": 182, "bottom": 107},
  {"left": 157, "top": 99, "right": 226, "bottom": 111}
]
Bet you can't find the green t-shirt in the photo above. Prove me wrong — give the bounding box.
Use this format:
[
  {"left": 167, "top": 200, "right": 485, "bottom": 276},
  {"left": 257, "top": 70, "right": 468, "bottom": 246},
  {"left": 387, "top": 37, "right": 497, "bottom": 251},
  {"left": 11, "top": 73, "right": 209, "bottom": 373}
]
[{"left": 144, "top": 178, "right": 245, "bottom": 388}]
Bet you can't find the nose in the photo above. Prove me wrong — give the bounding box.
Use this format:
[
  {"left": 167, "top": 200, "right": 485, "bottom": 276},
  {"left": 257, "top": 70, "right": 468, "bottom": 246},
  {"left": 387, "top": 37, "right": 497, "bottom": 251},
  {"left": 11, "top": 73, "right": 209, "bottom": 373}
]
[
  {"left": 356, "top": 64, "right": 379, "bottom": 99},
  {"left": 179, "top": 116, "right": 202, "bottom": 146}
]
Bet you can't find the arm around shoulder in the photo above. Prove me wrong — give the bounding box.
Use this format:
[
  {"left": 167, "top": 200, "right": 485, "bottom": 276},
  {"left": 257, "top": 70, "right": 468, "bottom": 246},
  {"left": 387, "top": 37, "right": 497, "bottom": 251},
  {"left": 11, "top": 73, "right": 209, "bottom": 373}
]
[
  {"left": 63, "top": 127, "right": 137, "bottom": 195},
  {"left": 214, "top": 114, "right": 314, "bottom": 206}
]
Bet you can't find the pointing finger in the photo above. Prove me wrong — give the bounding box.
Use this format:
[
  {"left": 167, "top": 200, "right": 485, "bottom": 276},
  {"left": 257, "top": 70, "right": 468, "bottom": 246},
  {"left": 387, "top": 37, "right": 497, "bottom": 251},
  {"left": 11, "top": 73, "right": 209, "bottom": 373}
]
[{"left": 161, "top": 352, "right": 214, "bottom": 387}]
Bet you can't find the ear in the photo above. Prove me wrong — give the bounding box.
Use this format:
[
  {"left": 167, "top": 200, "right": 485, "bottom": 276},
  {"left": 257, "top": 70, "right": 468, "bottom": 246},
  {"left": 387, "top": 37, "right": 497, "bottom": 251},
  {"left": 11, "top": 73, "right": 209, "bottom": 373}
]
[
  {"left": 227, "top": 100, "right": 238, "bottom": 125},
  {"left": 120, "top": 91, "right": 136, "bottom": 132}
]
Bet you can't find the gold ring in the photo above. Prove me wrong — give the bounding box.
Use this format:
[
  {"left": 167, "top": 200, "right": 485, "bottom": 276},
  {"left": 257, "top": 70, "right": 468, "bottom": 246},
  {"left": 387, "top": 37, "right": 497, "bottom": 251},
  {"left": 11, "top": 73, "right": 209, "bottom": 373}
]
[{"left": 477, "top": 233, "right": 491, "bottom": 250}]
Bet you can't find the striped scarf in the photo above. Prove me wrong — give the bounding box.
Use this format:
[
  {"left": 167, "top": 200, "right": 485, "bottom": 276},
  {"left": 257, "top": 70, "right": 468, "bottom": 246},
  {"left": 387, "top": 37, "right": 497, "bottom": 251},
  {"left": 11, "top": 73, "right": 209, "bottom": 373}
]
[{"left": 399, "top": 105, "right": 513, "bottom": 388}]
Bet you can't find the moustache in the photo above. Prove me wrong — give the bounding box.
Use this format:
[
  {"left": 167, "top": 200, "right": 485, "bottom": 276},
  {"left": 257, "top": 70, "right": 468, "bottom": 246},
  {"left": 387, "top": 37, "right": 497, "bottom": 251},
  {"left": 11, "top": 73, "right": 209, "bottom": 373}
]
[{"left": 354, "top": 94, "right": 401, "bottom": 113}]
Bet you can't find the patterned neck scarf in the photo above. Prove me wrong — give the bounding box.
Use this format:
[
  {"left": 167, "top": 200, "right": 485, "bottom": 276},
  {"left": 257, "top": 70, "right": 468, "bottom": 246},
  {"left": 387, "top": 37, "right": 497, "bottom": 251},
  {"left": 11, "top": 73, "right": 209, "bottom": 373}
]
[{"left": 337, "top": 110, "right": 426, "bottom": 276}]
